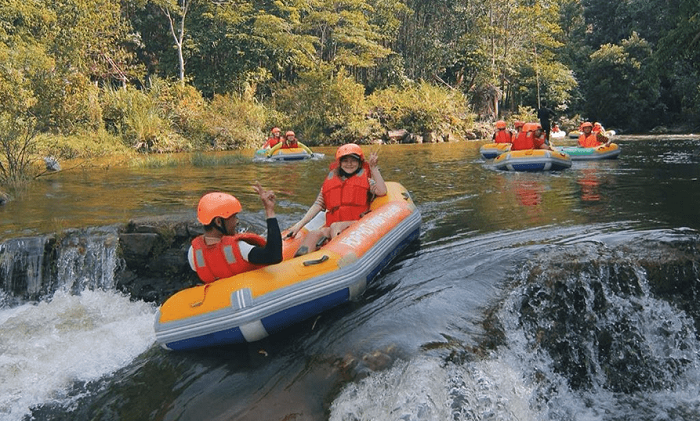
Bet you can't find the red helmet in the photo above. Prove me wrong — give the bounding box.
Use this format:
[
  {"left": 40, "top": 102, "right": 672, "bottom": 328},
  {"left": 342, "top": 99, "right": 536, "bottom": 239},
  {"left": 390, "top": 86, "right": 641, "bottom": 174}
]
[
  {"left": 522, "top": 123, "right": 537, "bottom": 132},
  {"left": 335, "top": 143, "right": 364, "bottom": 161},
  {"left": 514, "top": 121, "right": 524, "bottom": 128},
  {"left": 285, "top": 131, "right": 295, "bottom": 138},
  {"left": 271, "top": 127, "right": 281, "bottom": 134},
  {"left": 495, "top": 120, "right": 507, "bottom": 129},
  {"left": 197, "top": 192, "right": 241, "bottom": 225}
]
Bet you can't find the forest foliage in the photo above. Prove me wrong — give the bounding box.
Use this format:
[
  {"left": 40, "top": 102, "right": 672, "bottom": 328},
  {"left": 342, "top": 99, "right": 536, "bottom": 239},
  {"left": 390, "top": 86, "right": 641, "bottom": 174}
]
[{"left": 1, "top": 0, "right": 699, "bottom": 187}]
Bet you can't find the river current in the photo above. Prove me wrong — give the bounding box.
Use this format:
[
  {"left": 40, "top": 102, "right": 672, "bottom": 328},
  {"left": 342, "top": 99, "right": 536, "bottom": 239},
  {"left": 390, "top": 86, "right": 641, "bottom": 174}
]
[{"left": 1, "top": 135, "right": 700, "bottom": 420}]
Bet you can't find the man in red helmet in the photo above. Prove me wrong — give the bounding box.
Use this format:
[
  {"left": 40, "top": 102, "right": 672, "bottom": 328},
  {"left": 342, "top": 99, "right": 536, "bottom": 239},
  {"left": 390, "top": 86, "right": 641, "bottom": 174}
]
[
  {"left": 187, "top": 182, "right": 282, "bottom": 283},
  {"left": 288, "top": 143, "right": 387, "bottom": 256}
]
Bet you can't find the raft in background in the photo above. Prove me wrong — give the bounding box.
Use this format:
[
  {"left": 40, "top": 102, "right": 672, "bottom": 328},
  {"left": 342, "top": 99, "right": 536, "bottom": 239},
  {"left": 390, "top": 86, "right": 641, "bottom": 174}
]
[
  {"left": 550, "top": 130, "right": 567, "bottom": 139},
  {"left": 492, "top": 149, "right": 572, "bottom": 171},
  {"left": 479, "top": 142, "right": 511, "bottom": 159},
  {"left": 154, "top": 182, "right": 421, "bottom": 351},
  {"left": 254, "top": 147, "right": 320, "bottom": 162},
  {"left": 557, "top": 143, "right": 621, "bottom": 161}
]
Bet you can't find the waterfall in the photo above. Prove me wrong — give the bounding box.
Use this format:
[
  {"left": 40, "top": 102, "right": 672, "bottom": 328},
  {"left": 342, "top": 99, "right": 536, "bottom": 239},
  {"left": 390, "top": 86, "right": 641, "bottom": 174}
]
[{"left": 0, "top": 227, "right": 121, "bottom": 306}]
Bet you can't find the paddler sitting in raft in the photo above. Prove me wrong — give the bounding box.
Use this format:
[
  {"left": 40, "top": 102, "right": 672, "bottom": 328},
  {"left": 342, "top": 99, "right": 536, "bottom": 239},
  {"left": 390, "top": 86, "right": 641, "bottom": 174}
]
[
  {"left": 265, "top": 130, "right": 313, "bottom": 157},
  {"left": 187, "top": 183, "right": 283, "bottom": 283},
  {"left": 492, "top": 120, "right": 514, "bottom": 144},
  {"left": 287, "top": 143, "right": 387, "bottom": 256},
  {"left": 261, "top": 127, "right": 283, "bottom": 149},
  {"left": 510, "top": 122, "right": 554, "bottom": 151},
  {"left": 578, "top": 122, "right": 610, "bottom": 147}
]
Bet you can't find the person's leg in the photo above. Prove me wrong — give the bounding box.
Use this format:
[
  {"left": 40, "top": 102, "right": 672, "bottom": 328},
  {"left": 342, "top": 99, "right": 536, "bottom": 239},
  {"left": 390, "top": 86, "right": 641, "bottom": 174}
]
[
  {"left": 294, "top": 227, "right": 331, "bottom": 256},
  {"left": 329, "top": 221, "right": 355, "bottom": 238}
]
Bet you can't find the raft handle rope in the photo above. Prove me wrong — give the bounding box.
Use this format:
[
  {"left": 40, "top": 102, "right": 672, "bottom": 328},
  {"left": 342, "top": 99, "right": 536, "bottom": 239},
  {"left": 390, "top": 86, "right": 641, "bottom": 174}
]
[{"left": 303, "top": 255, "right": 329, "bottom": 266}]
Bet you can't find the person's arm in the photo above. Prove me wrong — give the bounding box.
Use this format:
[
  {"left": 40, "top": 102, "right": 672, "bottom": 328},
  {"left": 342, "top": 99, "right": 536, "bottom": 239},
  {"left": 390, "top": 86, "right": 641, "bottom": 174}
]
[
  {"left": 367, "top": 152, "right": 387, "bottom": 196},
  {"left": 246, "top": 218, "right": 283, "bottom": 264},
  {"left": 288, "top": 191, "right": 324, "bottom": 237},
  {"left": 298, "top": 142, "right": 313, "bottom": 154},
  {"left": 266, "top": 142, "right": 282, "bottom": 157},
  {"left": 245, "top": 182, "right": 283, "bottom": 264}
]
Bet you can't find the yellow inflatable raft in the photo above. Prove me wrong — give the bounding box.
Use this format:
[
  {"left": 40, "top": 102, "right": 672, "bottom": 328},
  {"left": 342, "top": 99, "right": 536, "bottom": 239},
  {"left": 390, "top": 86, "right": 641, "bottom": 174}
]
[
  {"left": 479, "top": 142, "right": 511, "bottom": 159},
  {"left": 493, "top": 149, "right": 572, "bottom": 171},
  {"left": 154, "top": 182, "right": 421, "bottom": 351}
]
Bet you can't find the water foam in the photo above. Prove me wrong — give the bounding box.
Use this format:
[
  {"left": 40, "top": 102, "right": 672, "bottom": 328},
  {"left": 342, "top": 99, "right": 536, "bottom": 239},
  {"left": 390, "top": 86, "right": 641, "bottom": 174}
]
[{"left": 0, "top": 290, "right": 156, "bottom": 420}]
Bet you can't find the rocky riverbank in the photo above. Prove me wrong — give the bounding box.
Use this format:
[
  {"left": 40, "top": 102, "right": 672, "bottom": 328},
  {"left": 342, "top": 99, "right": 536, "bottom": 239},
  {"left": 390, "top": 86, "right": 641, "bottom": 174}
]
[{"left": 0, "top": 213, "right": 202, "bottom": 306}]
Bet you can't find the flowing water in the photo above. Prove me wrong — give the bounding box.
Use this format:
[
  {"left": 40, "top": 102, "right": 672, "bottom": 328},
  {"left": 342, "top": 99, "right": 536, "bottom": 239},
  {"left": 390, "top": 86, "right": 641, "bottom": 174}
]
[{"left": 1, "top": 135, "right": 700, "bottom": 420}]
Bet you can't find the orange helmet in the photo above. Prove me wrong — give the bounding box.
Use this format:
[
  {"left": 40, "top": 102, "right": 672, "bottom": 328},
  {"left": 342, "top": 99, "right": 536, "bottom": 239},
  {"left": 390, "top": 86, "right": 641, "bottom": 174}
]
[
  {"left": 581, "top": 122, "right": 593, "bottom": 129},
  {"left": 336, "top": 143, "right": 364, "bottom": 161},
  {"left": 197, "top": 192, "right": 242, "bottom": 225},
  {"left": 285, "top": 130, "right": 295, "bottom": 138},
  {"left": 514, "top": 121, "right": 524, "bottom": 128},
  {"left": 522, "top": 123, "right": 536, "bottom": 132},
  {"left": 271, "top": 127, "right": 281, "bottom": 134},
  {"left": 534, "top": 123, "right": 543, "bottom": 130},
  {"left": 594, "top": 122, "right": 601, "bottom": 127},
  {"left": 495, "top": 120, "right": 507, "bottom": 129}
]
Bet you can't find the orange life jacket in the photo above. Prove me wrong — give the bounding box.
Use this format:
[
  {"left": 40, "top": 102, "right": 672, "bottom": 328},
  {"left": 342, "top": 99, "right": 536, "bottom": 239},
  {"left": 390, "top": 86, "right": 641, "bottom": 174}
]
[
  {"left": 494, "top": 130, "right": 512, "bottom": 144},
  {"left": 190, "top": 233, "right": 266, "bottom": 283},
  {"left": 322, "top": 163, "right": 371, "bottom": 226},
  {"left": 578, "top": 133, "right": 601, "bottom": 147},
  {"left": 511, "top": 131, "right": 535, "bottom": 150}
]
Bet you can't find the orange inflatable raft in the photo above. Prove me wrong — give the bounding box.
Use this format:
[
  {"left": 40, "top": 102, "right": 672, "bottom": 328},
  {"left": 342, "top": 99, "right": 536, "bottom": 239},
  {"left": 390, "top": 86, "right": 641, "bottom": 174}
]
[{"left": 154, "top": 182, "right": 421, "bottom": 351}]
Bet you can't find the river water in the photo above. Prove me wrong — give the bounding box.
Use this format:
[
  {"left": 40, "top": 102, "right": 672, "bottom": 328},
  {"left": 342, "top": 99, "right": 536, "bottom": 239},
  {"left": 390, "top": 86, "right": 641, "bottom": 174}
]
[{"left": 1, "top": 135, "right": 700, "bottom": 420}]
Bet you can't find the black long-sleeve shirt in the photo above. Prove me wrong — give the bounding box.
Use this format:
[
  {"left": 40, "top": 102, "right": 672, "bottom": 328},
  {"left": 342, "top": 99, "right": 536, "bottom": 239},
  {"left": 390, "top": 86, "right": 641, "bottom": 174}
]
[{"left": 247, "top": 217, "right": 283, "bottom": 265}]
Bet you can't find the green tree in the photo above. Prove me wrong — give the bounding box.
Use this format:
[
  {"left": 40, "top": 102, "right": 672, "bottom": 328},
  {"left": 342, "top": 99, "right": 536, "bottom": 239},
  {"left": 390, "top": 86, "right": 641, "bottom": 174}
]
[{"left": 584, "top": 33, "right": 660, "bottom": 131}]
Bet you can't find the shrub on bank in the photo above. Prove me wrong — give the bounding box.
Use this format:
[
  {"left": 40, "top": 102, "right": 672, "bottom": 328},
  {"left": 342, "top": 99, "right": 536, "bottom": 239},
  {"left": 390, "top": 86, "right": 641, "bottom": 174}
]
[{"left": 367, "top": 82, "right": 475, "bottom": 142}]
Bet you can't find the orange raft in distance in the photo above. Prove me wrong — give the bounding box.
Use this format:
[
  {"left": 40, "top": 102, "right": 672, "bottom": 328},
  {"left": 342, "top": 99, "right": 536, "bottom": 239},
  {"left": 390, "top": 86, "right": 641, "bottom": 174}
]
[{"left": 154, "top": 182, "right": 421, "bottom": 351}]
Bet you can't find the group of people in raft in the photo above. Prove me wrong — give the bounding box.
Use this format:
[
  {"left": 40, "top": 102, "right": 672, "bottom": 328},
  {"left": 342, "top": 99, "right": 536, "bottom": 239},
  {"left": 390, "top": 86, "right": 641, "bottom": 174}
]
[
  {"left": 187, "top": 143, "right": 386, "bottom": 283},
  {"left": 261, "top": 127, "right": 313, "bottom": 155},
  {"left": 491, "top": 120, "right": 610, "bottom": 150}
]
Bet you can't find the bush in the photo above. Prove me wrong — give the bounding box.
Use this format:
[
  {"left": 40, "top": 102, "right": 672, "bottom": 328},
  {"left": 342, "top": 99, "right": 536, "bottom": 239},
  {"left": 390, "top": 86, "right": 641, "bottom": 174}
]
[
  {"left": 367, "top": 81, "right": 474, "bottom": 140},
  {"left": 203, "top": 93, "right": 269, "bottom": 150},
  {"left": 275, "top": 68, "right": 368, "bottom": 144},
  {"left": 100, "top": 83, "right": 190, "bottom": 153},
  {"left": 0, "top": 113, "right": 38, "bottom": 192},
  {"left": 35, "top": 130, "right": 132, "bottom": 160}
]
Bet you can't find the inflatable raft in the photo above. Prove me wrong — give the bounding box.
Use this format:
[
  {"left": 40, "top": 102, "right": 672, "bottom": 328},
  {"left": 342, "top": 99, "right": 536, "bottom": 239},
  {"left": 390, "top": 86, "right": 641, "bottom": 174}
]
[
  {"left": 254, "top": 147, "right": 315, "bottom": 162},
  {"left": 493, "top": 149, "right": 572, "bottom": 171},
  {"left": 557, "top": 143, "right": 621, "bottom": 161},
  {"left": 479, "top": 142, "right": 511, "bottom": 159},
  {"left": 550, "top": 130, "right": 566, "bottom": 139},
  {"left": 154, "top": 182, "right": 421, "bottom": 351}
]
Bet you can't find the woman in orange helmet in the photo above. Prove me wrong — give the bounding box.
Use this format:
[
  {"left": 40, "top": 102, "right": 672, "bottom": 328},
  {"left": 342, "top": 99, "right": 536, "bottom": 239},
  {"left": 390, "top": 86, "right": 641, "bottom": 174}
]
[
  {"left": 187, "top": 182, "right": 282, "bottom": 283},
  {"left": 288, "top": 143, "right": 387, "bottom": 256}
]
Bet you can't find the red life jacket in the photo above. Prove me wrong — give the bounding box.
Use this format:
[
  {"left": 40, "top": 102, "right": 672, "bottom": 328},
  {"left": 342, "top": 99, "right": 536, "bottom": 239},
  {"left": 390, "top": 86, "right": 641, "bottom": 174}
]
[
  {"left": 265, "top": 137, "right": 281, "bottom": 148},
  {"left": 322, "top": 163, "right": 371, "bottom": 226},
  {"left": 494, "top": 129, "right": 512, "bottom": 144},
  {"left": 281, "top": 140, "right": 298, "bottom": 149},
  {"left": 190, "top": 233, "right": 267, "bottom": 283}
]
